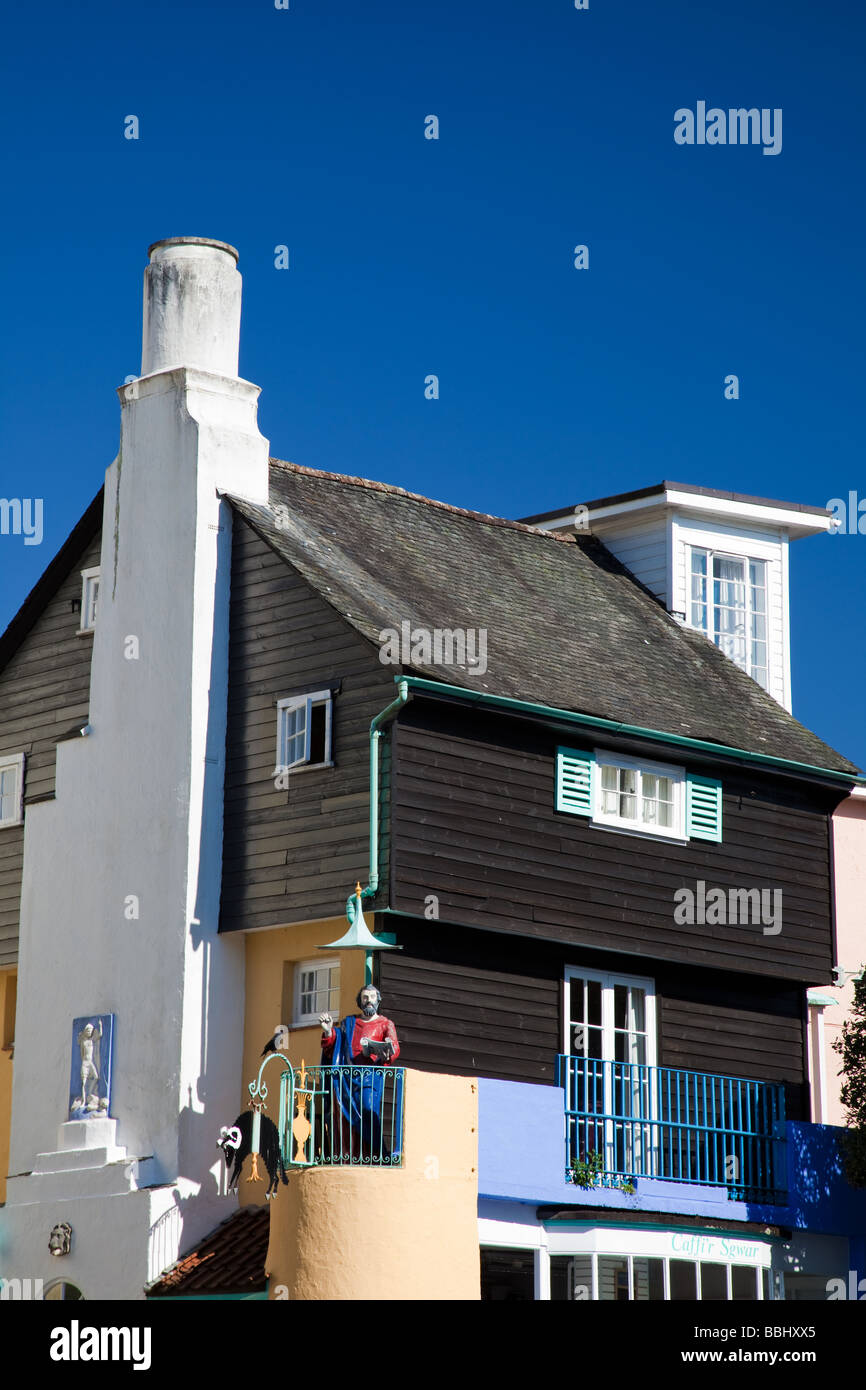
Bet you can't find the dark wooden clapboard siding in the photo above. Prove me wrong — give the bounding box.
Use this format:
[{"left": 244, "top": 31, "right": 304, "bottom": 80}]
[
  {"left": 390, "top": 699, "right": 839, "bottom": 984},
  {"left": 0, "top": 533, "right": 101, "bottom": 968},
  {"left": 219, "top": 517, "right": 396, "bottom": 932},
  {"left": 377, "top": 918, "right": 808, "bottom": 1118}
]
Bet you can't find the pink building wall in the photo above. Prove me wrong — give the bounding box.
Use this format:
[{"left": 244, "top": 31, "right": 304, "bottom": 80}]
[{"left": 810, "top": 790, "right": 866, "bottom": 1126}]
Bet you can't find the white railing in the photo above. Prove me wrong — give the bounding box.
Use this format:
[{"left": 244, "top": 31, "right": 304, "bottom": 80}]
[{"left": 147, "top": 1204, "right": 182, "bottom": 1285}]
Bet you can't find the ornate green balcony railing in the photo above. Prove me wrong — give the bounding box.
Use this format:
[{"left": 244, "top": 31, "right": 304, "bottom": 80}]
[
  {"left": 557, "top": 1055, "right": 787, "bottom": 1203},
  {"left": 277, "top": 1063, "right": 405, "bottom": 1169}
]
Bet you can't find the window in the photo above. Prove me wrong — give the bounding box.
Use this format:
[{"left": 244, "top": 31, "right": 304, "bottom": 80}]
[
  {"left": 549, "top": 1252, "right": 770, "bottom": 1302},
  {"left": 0, "top": 753, "right": 24, "bottom": 828},
  {"left": 276, "top": 690, "right": 333, "bottom": 773},
  {"left": 556, "top": 747, "right": 722, "bottom": 843},
  {"left": 293, "top": 958, "right": 340, "bottom": 1027},
  {"left": 689, "top": 548, "right": 768, "bottom": 689},
  {"left": 595, "top": 751, "right": 683, "bottom": 838},
  {"left": 563, "top": 967, "right": 657, "bottom": 1179},
  {"left": 79, "top": 567, "right": 100, "bottom": 633}
]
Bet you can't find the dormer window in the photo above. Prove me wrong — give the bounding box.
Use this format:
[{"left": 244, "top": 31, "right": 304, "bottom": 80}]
[
  {"left": 78, "top": 567, "right": 100, "bottom": 634},
  {"left": 689, "top": 549, "right": 768, "bottom": 690}
]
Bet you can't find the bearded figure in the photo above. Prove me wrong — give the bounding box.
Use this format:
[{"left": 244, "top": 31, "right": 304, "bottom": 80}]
[{"left": 319, "top": 986, "right": 402, "bottom": 1162}]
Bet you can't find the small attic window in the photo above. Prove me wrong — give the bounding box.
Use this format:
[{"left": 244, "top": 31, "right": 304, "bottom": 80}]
[
  {"left": 78, "top": 567, "right": 100, "bottom": 634},
  {"left": 276, "top": 691, "right": 333, "bottom": 773}
]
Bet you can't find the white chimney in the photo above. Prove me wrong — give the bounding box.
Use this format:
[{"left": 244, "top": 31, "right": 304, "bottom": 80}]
[
  {"left": 5, "top": 239, "right": 269, "bottom": 1297},
  {"left": 141, "top": 237, "right": 242, "bottom": 377}
]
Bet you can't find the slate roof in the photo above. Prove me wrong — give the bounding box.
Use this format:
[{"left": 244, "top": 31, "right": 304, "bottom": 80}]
[
  {"left": 226, "top": 461, "right": 858, "bottom": 777},
  {"left": 146, "top": 1205, "right": 269, "bottom": 1297}
]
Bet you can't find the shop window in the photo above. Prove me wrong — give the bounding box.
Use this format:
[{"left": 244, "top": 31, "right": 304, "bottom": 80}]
[
  {"left": 480, "top": 1247, "right": 534, "bottom": 1301},
  {"left": 670, "top": 1260, "right": 698, "bottom": 1301},
  {"left": 598, "top": 1256, "right": 630, "bottom": 1301},
  {"left": 700, "top": 1263, "right": 728, "bottom": 1300},
  {"left": 550, "top": 1256, "right": 593, "bottom": 1301},
  {"left": 732, "top": 1265, "right": 760, "bottom": 1300},
  {"left": 633, "top": 1257, "right": 666, "bottom": 1301}
]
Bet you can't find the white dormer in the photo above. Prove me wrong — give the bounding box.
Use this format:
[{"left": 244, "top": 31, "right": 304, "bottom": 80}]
[{"left": 521, "top": 482, "right": 833, "bottom": 713}]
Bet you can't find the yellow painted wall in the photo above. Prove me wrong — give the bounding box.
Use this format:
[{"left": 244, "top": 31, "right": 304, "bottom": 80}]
[
  {"left": 0, "top": 969, "right": 16, "bottom": 1204},
  {"left": 265, "top": 1068, "right": 480, "bottom": 1300},
  {"left": 238, "top": 918, "right": 365, "bottom": 1207}
]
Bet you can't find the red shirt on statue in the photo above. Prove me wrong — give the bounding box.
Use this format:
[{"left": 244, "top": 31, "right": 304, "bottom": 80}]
[{"left": 321, "top": 1014, "right": 400, "bottom": 1063}]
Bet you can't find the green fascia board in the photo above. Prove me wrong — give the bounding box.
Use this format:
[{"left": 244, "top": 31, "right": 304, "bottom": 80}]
[{"left": 396, "top": 676, "right": 863, "bottom": 788}]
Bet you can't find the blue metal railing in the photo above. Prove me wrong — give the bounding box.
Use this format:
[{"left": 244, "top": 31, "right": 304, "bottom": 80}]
[
  {"left": 278, "top": 1065, "right": 405, "bottom": 1169},
  {"left": 556, "top": 1056, "right": 786, "bottom": 1203}
]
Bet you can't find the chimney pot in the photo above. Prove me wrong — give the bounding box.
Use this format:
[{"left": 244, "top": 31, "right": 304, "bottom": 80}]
[{"left": 141, "top": 237, "right": 242, "bottom": 378}]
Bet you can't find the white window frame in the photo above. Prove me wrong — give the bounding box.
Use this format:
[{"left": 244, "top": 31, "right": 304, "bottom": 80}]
[
  {"left": 563, "top": 967, "right": 658, "bottom": 1069},
  {"left": 563, "top": 966, "right": 658, "bottom": 1179},
  {"left": 0, "top": 753, "right": 25, "bottom": 829},
  {"left": 591, "top": 749, "right": 685, "bottom": 841},
  {"left": 688, "top": 546, "right": 769, "bottom": 689},
  {"left": 78, "top": 567, "right": 100, "bottom": 634},
  {"left": 275, "top": 690, "right": 333, "bottom": 774},
  {"left": 293, "top": 957, "right": 341, "bottom": 1027}
]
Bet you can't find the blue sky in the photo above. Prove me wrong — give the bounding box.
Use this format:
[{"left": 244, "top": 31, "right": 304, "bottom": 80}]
[{"left": 1, "top": 0, "right": 863, "bottom": 765}]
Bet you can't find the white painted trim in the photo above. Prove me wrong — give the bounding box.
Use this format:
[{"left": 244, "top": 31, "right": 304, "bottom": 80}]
[
  {"left": 0, "top": 751, "right": 25, "bottom": 828},
  {"left": 534, "top": 493, "right": 829, "bottom": 540},
  {"left": 78, "top": 566, "right": 100, "bottom": 633},
  {"left": 534, "top": 1242, "right": 551, "bottom": 1301},
  {"left": 780, "top": 529, "right": 792, "bottom": 711},
  {"left": 664, "top": 490, "right": 831, "bottom": 536},
  {"left": 544, "top": 1223, "right": 774, "bottom": 1268}
]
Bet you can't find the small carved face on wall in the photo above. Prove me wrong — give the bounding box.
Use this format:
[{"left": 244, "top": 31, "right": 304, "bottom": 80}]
[{"left": 48, "top": 1222, "right": 73, "bottom": 1257}]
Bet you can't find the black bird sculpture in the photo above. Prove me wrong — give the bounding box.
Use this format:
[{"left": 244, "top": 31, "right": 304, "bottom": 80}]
[{"left": 261, "top": 1025, "right": 289, "bottom": 1057}]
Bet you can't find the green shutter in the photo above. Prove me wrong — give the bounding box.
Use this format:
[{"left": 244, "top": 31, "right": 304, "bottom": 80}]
[
  {"left": 556, "top": 747, "right": 594, "bottom": 816},
  {"left": 686, "top": 775, "right": 722, "bottom": 842}
]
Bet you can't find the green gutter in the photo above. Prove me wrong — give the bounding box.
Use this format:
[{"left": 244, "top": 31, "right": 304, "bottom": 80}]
[{"left": 396, "top": 675, "right": 863, "bottom": 787}]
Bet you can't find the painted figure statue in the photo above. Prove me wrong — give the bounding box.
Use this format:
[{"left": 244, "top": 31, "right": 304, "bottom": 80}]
[
  {"left": 320, "top": 986, "right": 402, "bottom": 1161},
  {"left": 74, "top": 1020, "right": 102, "bottom": 1112}
]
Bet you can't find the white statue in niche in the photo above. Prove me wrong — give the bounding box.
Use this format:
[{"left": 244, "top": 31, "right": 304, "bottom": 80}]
[{"left": 73, "top": 1020, "right": 102, "bottom": 1113}]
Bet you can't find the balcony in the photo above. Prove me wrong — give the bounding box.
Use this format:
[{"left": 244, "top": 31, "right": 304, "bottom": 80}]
[
  {"left": 277, "top": 1063, "right": 405, "bottom": 1168},
  {"left": 557, "top": 1056, "right": 787, "bottom": 1204}
]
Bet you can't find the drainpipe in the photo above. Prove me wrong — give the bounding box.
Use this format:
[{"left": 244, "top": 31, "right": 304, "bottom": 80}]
[{"left": 346, "top": 678, "right": 411, "bottom": 926}]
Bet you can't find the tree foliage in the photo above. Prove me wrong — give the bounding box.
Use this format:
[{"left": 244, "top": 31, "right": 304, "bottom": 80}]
[{"left": 832, "top": 975, "right": 866, "bottom": 1187}]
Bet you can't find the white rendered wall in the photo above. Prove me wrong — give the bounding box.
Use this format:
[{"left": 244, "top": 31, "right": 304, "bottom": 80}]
[{"left": 2, "top": 278, "right": 270, "bottom": 1295}]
